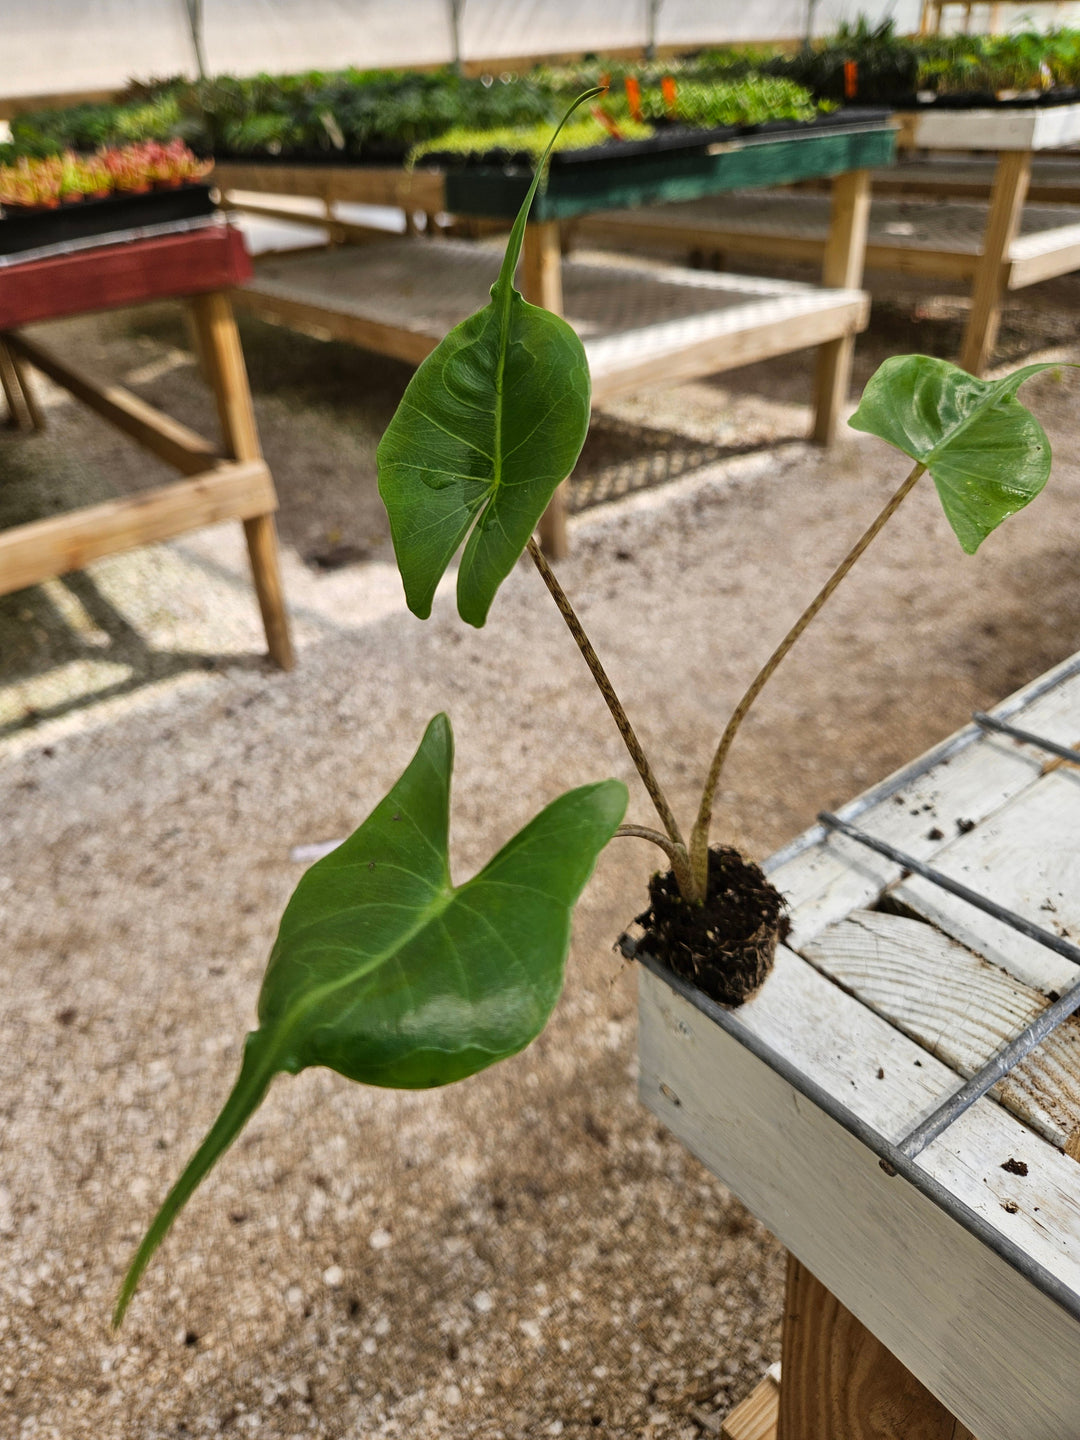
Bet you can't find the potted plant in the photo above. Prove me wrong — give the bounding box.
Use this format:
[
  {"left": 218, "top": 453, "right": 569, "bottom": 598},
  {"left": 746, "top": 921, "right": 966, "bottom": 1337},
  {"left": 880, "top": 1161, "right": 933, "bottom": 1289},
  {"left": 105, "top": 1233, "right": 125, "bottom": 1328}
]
[
  {"left": 113, "top": 92, "right": 1069, "bottom": 1324},
  {"left": 0, "top": 154, "right": 63, "bottom": 210}
]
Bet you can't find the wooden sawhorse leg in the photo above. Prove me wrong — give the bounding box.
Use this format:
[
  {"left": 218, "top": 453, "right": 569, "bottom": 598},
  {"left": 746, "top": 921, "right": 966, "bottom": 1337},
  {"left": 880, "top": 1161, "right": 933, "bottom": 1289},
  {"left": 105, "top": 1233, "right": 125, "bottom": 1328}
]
[
  {"left": 811, "top": 167, "right": 871, "bottom": 446},
  {"left": 0, "top": 335, "right": 45, "bottom": 432},
  {"left": 522, "top": 219, "right": 570, "bottom": 561},
  {"left": 722, "top": 1256, "right": 977, "bottom": 1440},
  {"left": 958, "top": 149, "right": 1031, "bottom": 377},
  {"left": 188, "top": 291, "right": 295, "bottom": 670}
]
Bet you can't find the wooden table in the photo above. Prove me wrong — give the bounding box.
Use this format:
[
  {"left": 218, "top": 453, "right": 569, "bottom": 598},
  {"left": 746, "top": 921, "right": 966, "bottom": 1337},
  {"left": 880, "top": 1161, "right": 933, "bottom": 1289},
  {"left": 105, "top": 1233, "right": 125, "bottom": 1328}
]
[
  {"left": 0, "top": 221, "right": 293, "bottom": 668},
  {"left": 582, "top": 103, "right": 1080, "bottom": 378},
  {"left": 215, "top": 116, "right": 895, "bottom": 555},
  {"left": 637, "top": 652, "right": 1080, "bottom": 1440}
]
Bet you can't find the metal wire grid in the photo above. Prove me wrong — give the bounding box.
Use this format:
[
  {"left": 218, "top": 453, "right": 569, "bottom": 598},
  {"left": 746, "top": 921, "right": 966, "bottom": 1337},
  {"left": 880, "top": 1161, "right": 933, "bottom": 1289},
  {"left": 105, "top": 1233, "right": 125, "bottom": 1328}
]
[{"left": 631, "top": 679, "right": 1080, "bottom": 1322}]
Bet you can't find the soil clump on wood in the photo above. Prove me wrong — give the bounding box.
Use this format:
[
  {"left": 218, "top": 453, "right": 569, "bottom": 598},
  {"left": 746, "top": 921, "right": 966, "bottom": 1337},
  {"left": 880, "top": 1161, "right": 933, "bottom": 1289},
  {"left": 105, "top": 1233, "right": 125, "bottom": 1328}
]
[{"left": 635, "top": 847, "right": 786, "bottom": 1006}]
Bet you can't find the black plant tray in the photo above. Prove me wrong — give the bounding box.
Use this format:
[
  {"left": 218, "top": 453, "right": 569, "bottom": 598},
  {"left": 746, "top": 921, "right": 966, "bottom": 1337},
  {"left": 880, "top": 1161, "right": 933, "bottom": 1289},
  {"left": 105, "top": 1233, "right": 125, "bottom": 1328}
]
[
  {"left": 0, "top": 183, "right": 215, "bottom": 256},
  {"left": 417, "top": 106, "right": 892, "bottom": 173},
  {"left": 209, "top": 108, "right": 892, "bottom": 174}
]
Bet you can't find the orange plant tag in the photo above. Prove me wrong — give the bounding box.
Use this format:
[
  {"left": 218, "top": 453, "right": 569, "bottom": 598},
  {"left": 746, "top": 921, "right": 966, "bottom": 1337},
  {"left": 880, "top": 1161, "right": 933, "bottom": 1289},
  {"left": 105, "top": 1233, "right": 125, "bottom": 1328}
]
[
  {"left": 591, "top": 105, "right": 623, "bottom": 140},
  {"left": 625, "top": 76, "right": 643, "bottom": 122}
]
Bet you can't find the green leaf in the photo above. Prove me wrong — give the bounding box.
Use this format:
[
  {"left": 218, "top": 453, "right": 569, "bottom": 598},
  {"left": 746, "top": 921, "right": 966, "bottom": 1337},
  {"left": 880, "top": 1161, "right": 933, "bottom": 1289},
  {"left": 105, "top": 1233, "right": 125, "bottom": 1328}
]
[
  {"left": 849, "top": 355, "right": 1067, "bottom": 553},
  {"left": 377, "top": 90, "right": 602, "bottom": 627},
  {"left": 114, "top": 714, "right": 626, "bottom": 1324}
]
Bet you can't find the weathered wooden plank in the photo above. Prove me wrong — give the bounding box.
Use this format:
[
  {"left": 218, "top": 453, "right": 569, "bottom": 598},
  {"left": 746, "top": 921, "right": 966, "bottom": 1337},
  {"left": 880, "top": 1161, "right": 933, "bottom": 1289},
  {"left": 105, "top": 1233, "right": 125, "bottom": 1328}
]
[
  {"left": 911, "top": 102, "right": 1080, "bottom": 152},
  {"left": 959, "top": 149, "right": 1032, "bottom": 376},
  {"left": 802, "top": 910, "right": 1080, "bottom": 1153},
  {"left": 0, "top": 461, "right": 275, "bottom": 597},
  {"left": 861, "top": 157, "right": 1080, "bottom": 204},
  {"left": 812, "top": 167, "right": 871, "bottom": 446},
  {"left": 1007, "top": 221, "right": 1080, "bottom": 288},
  {"left": 576, "top": 211, "right": 980, "bottom": 282},
  {"left": 778, "top": 1256, "right": 969, "bottom": 1440},
  {"left": 587, "top": 293, "right": 867, "bottom": 405},
  {"left": 768, "top": 658, "right": 1080, "bottom": 949},
  {"left": 893, "top": 766, "right": 1080, "bottom": 997},
  {"left": 722, "top": 1371, "right": 779, "bottom": 1440},
  {"left": 213, "top": 162, "right": 446, "bottom": 211},
  {"left": 228, "top": 197, "right": 393, "bottom": 246},
  {"left": 638, "top": 957, "right": 1080, "bottom": 1440},
  {"left": 188, "top": 292, "right": 293, "bottom": 671},
  {"left": 6, "top": 331, "right": 220, "bottom": 475},
  {"left": 232, "top": 287, "right": 440, "bottom": 365},
  {"left": 0, "top": 335, "right": 41, "bottom": 431}
]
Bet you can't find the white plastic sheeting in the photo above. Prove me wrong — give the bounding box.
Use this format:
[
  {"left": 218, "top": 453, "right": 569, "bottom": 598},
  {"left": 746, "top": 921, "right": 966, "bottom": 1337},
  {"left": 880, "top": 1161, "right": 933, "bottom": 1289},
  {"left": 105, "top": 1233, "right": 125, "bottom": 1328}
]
[{"left": 3, "top": 0, "right": 928, "bottom": 99}]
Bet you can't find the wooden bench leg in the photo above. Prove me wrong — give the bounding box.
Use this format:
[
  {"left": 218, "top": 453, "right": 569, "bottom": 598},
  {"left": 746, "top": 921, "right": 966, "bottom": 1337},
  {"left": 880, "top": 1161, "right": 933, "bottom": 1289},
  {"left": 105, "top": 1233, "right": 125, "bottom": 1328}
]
[
  {"left": 522, "top": 220, "right": 571, "bottom": 561},
  {"left": 0, "top": 335, "right": 45, "bottom": 432},
  {"left": 776, "top": 1256, "right": 978, "bottom": 1440},
  {"left": 189, "top": 291, "right": 295, "bottom": 670},
  {"left": 958, "top": 149, "right": 1031, "bottom": 377},
  {"left": 812, "top": 168, "right": 871, "bottom": 446}
]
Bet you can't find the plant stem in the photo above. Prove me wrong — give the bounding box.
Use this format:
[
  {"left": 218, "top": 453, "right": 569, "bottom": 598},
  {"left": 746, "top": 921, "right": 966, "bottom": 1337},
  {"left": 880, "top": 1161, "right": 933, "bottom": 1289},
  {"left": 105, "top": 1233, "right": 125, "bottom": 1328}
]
[
  {"left": 616, "top": 822, "right": 687, "bottom": 864},
  {"left": 526, "top": 536, "right": 694, "bottom": 891},
  {"left": 688, "top": 459, "right": 927, "bottom": 895}
]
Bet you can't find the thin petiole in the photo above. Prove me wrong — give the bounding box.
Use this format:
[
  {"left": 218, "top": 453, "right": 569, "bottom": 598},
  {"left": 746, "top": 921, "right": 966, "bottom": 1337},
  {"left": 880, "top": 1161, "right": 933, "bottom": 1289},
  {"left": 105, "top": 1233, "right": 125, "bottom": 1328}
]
[
  {"left": 526, "top": 537, "right": 692, "bottom": 881},
  {"left": 688, "top": 459, "right": 927, "bottom": 894}
]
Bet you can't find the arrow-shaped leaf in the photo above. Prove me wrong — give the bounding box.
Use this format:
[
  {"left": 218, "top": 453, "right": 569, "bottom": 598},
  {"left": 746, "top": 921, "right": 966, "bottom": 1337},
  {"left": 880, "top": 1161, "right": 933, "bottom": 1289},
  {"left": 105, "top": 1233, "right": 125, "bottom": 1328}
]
[
  {"left": 849, "top": 355, "right": 1066, "bottom": 553},
  {"left": 115, "top": 714, "right": 626, "bottom": 1323},
  {"left": 377, "top": 90, "right": 601, "bottom": 627}
]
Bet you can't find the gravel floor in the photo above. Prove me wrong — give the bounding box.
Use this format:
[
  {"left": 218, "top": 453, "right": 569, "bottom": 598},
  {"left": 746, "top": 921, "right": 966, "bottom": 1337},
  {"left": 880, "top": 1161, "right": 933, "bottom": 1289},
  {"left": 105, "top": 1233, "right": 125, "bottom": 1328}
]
[{"left": 3, "top": 259, "right": 1080, "bottom": 1439}]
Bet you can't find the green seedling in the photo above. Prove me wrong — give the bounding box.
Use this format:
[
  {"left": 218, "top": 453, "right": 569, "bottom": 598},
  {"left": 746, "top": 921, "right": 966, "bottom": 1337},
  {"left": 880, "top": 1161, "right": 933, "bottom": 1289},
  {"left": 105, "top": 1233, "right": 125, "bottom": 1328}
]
[{"left": 116, "top": 91, "right": 1067, "bottom": 1324}]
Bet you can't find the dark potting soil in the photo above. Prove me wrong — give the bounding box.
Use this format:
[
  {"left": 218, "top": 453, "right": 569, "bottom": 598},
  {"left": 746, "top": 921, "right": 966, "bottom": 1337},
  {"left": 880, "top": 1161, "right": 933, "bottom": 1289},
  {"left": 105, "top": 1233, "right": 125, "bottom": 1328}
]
[{"left": 635, "top": 846, "right": 787, "bottom": 1009}]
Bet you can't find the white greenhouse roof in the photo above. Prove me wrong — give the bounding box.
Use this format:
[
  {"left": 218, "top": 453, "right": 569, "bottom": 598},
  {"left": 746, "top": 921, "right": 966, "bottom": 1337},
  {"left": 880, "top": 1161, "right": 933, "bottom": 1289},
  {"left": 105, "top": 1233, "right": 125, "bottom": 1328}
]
[{"left": 2, "top": 0, "right": 929, "bottom": 101}]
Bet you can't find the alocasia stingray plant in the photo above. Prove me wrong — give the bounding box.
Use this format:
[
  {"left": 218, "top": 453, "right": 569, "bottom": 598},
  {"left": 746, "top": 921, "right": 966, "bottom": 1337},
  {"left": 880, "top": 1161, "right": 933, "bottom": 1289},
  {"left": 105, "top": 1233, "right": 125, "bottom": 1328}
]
[{"left": 115, "top": 91, "right": 1068, "bottom": 1324}]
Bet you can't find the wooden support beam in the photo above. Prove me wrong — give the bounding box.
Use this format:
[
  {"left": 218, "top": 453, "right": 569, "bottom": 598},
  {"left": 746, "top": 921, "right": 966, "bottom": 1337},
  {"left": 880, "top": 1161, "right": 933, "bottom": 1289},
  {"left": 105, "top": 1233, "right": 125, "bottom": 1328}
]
[
  {"left": 812, "top": 167, "right": 871, "bottom": 446},
  {"left": 189, "top": 291, "right": 294, "bottom": 668},
  {"left": 213, "top": 162, "right": 446, "bottom": 213},
  {"left": 522, "top": 220, "right": 569, "bottom": 561},
  {"left": 232, "top": 287, "right": 439, "bottom": 366},
  {"left": 778, "top": 1256, "right": 979, "bottom": 1440},
  {"left": 227, "top": 197, "right": 397, "bottom": 247},
  {"left": 574, "top": 214, "right": 980, "bottom": 283},
  {"left": 589, "top": 296, "right": 867, "bottom": 406},
  {"left": 189, "top": 291, "right": 261, "bottom": 462},
  {"left": 6, "top": 331, "right": 219, "bottom": 474},
  {"left": 1006, "top": 225, "right": 1080, "bottom": 289},
  {"left": 0, "top": 460, "right": 275, "bottom": 597},
  {"left": 721, "top": 1371, "right": 780, "bottom": 1440},
  {"left": 959, "top": 149, "right": 1032, "bottom": 376},
  {"left": 0, "top": 336, "right": 43, "bottom": 432}
]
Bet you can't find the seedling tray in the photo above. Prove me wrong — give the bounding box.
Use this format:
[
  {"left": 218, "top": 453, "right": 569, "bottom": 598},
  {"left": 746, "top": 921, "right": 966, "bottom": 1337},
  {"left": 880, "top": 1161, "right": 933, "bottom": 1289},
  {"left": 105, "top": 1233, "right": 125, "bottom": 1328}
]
[
  {"left": 419, "top": 106, "right": 892, "bottom": 170},
  {"left": 0, "top": 183, "right": 215, "bottom": 257},
  {"left": 439, "top": 114, "right": 896, "bottom": 222}
]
